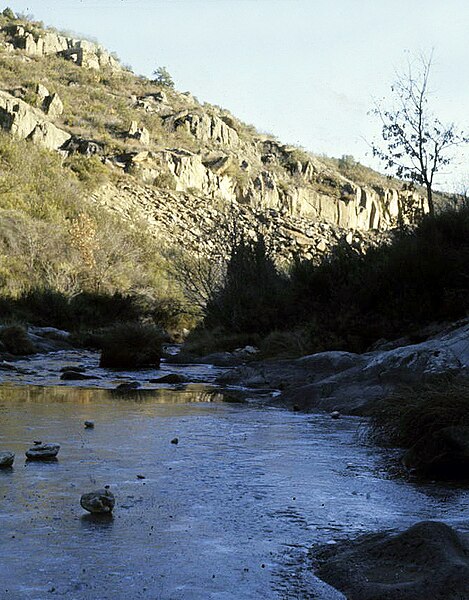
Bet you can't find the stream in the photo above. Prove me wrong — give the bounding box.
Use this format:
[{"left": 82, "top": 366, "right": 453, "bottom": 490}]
[{"left": 1, "top": 350, "right": 468, "bottom": 599}]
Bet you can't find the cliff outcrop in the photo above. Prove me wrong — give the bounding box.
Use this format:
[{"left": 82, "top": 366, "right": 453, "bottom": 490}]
[
  {"left": 3, "top": 23, "right": 121, "bottom": 70},
  {"left": 0, "top": 10, "right": 430, "bottom": 263}
]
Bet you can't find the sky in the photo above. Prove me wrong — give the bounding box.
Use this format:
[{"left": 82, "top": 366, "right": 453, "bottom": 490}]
[{"left": 5, "top": 0, "right": 469, "bottom": 189}]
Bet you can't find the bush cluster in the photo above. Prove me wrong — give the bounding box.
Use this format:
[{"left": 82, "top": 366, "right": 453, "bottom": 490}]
[{"left": 199, "top": 206, "right": 469, "bottom": 354}]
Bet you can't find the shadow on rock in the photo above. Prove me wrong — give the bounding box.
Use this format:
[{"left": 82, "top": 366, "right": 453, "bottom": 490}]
[{"left": 314, "top": 521, "right": 469, "bottom": 600}]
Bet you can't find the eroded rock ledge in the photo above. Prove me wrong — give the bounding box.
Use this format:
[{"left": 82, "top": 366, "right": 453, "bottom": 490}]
[{"left": 218, "top": 319, "right": 469, "bottom": 415}]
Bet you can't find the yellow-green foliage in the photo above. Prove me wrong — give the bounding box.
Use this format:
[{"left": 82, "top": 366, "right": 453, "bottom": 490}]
[
  {"left": 64, "top": 154, "right": 109, "bottom": 191},
  {"left": 0, "top": 132, "right": 82, "bottom": 220},
  {"left": 0, "top": 130, "right": 186, "bottom": 322}
]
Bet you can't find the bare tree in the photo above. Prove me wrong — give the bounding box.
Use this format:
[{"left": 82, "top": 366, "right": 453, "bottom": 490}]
[{"left": 372, "top": 52, "right": 468, "bottom": 215}]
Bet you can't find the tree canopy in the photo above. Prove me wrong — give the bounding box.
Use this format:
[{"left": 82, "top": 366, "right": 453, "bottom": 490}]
[{"left": 371, "top": 53, "right": 468, "bottom": 214}]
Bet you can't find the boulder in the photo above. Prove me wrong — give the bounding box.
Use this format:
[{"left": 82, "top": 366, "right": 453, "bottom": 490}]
[
  {"left": 60, "top": 370, "right": 95, "bottom": 381},
  {"left": 36, "top": 83, "right": 50, "bottom": 102},
  {"left": 166, "top": 111, "right": 239, "bottom": 147},
  {"left": 0, "top": 451, "right": 14, "bottom": 468},
  {"left": 150, "top": 373, "right": 186, "bottom": 384},
  {"left": 115, "top": 381, "right": 141, "bottom": 391},
  {"left": 42, "top": 92, "right": 64, "bottom": 118},
  {"left": 275, "top": 320, "right": 469, "bottom": 415},
  {"left": 316, "top": 521, "right": 469, "bottom": 600},
  {"left": 80, "top": 488, "right": 115, "bottom": 514},
  {"left": 403, "top": 426, "right": 469, "bottom": 479},
  {"left": 127, "top": 121, "right": 150, "bottom": 145},
  {"left": 62, "top": 135, "right": 104, "bottom": 156},
  {"left": 25, "top": 442, "right": 60, "bottom": 461},
  {"left": 4, "top": 25, "right": 121, "bottom": 72},
  {"left": 0, "top": 90, "right": 70, "bottom": 150}
]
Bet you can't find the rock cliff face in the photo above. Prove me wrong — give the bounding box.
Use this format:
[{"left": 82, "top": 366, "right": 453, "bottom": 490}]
[
  {"left": 0, "top": 89, "right": 70, "bottom": 150},
  {"left": 0, "top": 12, "right": 430, "bottom": 260},
  {"left": 3, "top": 24, "right": 121, "bottom": 70}
]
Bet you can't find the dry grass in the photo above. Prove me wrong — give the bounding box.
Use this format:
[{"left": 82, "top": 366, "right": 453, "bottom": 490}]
[{"left": 364, "top": 379, "right": 469, "bottom": 448}]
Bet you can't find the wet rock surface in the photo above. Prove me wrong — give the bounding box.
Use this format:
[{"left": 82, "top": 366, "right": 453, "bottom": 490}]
[
  {"left": 25, "top": 442, "right": 60, "bottom": 461},
  {"left": 315, "top": 521, "right": 469, "bottom": 600},
  {"left": 60, "top": 370, "right": 96, "bottom": 381},
  {"left": 80, "top": 488, "right": 115, "bottom": 514},
  {"left": 220, "top": 320, "right": 469, "bottom": 415},
  {"left": 149, "top": 373, "right": 187, "bottom": 384},
  {"left": 0, "top": 450, "right": 14, "bottom": 467}
]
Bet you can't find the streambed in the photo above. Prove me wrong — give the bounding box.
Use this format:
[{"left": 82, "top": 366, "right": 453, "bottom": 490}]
[{"left": 0, "top": 352, "right": 468, "bottom": 599}]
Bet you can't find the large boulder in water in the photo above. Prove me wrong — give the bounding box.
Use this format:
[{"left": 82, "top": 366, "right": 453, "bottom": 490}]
[
  {"left": 316, "top": 521, "right": 469, "bottom": 600},
  {"left": 270, "top": 320, "right": 469, "bottom": 415}
]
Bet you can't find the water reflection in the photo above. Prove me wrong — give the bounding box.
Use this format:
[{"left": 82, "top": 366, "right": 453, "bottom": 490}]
[
  {"left": 80, "top": 513, "right": 114, "bottom": 529},
  {"left": 0, "top": 383, "right": 238, "bottom": 405}
]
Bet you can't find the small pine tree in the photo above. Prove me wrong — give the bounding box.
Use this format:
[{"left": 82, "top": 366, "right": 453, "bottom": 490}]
[
  {"left": 152, "top": 66, "right": 175, "bottom": 88},
  {"left": 2, "top": 7, "right": 16, "bottom": 19}
]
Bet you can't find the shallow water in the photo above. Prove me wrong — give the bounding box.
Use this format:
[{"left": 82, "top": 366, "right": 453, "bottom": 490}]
[
  {"left": 1, "top": 354, "right": 469, "bottom": 599},
  {"left": 0, "top": 348, "right": 225, "bottom": 388}
]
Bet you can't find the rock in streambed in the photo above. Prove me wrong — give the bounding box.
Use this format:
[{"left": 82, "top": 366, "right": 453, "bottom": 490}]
[
  {"left": 0, "top": 451, "right": 14, "bottom": 468},
  {"left": 315, "top": 521, "right": 469, "bottom": 600},
  {"left": 80, "top": 489, "right": 115, "bottom": 514},
  {"left": 25, "top": 442, "right": 60, "bottom": 461}
]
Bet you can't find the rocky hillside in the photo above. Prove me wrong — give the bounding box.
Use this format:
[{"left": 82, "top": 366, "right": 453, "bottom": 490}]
[{"left": 0, "top": 10, "right": 431, "bottom": 264}]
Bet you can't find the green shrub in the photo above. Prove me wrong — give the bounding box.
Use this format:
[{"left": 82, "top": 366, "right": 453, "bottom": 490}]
[
  {"left": 2, "top": 8, "right": 16, "bottom": 20},
  {"left": 194, "top": 206, "right": 469, "bottom": 355},
  {"left": 258, "top": 329, "right": 310, "bottom": 359},
  {"left": 64, "top": 155, "right": 109, "bottom": 191},
  {"left": 153, "top": 172, "right": 177, "bottom": 190},
  {"left": 184, "top": 327, "right": 260, "bottom": 356},
  {"left": 99, "top": 322, "right": 164, "bottom": 368},
  {"left": 0, "top": 324, "right": 36, "bottom": 355},
  {"left": 205, "top": 236, "right": 288, "bottom": 334}
]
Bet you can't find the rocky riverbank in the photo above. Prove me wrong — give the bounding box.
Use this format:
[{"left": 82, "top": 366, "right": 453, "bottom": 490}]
[{"left": 217, "top": 318, "right": 469, "bottom": 416}]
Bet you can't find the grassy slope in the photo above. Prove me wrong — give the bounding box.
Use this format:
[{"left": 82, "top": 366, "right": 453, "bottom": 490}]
[{"left": 0, "top": 12, "right": 453, "bottom": 336}]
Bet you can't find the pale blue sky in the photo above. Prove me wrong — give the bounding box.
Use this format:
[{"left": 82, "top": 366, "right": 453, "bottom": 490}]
[{"left": 5, "top": 0, "right": 469, "bottom": 188}]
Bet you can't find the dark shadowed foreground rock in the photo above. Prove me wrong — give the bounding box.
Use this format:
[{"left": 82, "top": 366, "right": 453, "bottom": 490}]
[
  {"left": 25, "top": 443, "right": 60, "bottom": 461},
  {"left": 80, "top": 489, "right": 115, "bottom": 514},
  {"left": 403, "top": 426, "right": 469, "bottom": 479},
  {"left": 316, "top": 521, "right": 469, "bottom": 600},
  {"left": 0, "top": 451, "right": 14, "bottom": 468}
]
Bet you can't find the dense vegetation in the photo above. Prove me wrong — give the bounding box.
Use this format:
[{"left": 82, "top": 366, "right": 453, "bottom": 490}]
[
  {"left": 0, "top": 10, "right": 465, "bottom": 350},
  {"left": 193, "top": 205, "right": 469, "bottom": 356},
  {"left": 0, "top": 131, "right": 191, "bottom": 332}
]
